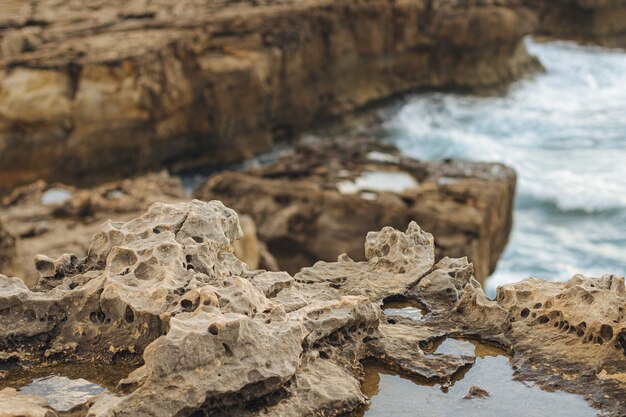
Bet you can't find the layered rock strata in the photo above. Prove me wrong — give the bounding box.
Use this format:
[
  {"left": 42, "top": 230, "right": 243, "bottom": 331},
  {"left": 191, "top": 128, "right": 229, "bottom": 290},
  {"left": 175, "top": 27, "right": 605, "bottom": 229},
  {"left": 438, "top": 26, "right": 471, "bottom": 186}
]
[
  {"left": 0, "top": 172, "right": 276, "bottom": 286},
  {"left": 195, "top": 138, "right": 516, "bottom": 283},
  {"left": 0, "top": 200, "right": 623, "bottom": 416},
  {"left": 0, "top": 0, "right": 541, "bottom": 192}
]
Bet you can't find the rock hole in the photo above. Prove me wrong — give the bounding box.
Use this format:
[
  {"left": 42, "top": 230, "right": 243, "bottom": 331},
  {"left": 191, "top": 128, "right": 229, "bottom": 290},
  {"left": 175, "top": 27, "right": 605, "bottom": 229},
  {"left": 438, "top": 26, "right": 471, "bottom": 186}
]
[
  {"left": 222, "top": 343, "right": 233, "bottom": 357},
  {"left": 208, "top": 324, "right": 219, "bottom": 335},
  {"left": 192, "top": 236, "right": 204, "bottom": 243},
  {"left": 124, "top": 306, "right": 135, "bottom": 323},
  {"left": 187, "top": 264, "right": 195, "bottom": 271},
  {"left": 387, "top": 319, "right": 397, "bottom": 325},
  {"left": 381, "top": 244, "right": 390, "bottom": 256},
  {"left": 153, "top": 228, "right": 161, "bottom": 234},
  {"left": 600, "top": 325, "right": 613, "bottom": 341},
  {"left": 319, "top": 351, "right": 329, "bottom": 359},
  {"left": 181, "top": 299, "right": 193, "bottom": 311},
  {"left": 616, "top": 330, "right": 626, "bottom": 355},
  {"left": 520, "top": 308, "right": 530, "bottom": 318},
  {"left": 533, "top": 303, "right": 542, "bottom": 309},
  {"left": 538, "top": 316, "right": 549, "bottom": 324}
]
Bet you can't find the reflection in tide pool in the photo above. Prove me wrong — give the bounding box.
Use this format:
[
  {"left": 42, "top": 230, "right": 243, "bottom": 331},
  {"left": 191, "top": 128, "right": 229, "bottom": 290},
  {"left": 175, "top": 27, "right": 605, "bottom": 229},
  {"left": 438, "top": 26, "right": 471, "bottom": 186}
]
[
  {"left": 381, "top": 38, "right": 626, "bottom": 296},
  {"left": 356, "top": 339, "right": 596, "bottom": 417},
  {"left": 383, "top": 300, "right": 425, "bottom": 321},
  {"left": 0, "top": 362, "right": 133, "bottom": 412}
]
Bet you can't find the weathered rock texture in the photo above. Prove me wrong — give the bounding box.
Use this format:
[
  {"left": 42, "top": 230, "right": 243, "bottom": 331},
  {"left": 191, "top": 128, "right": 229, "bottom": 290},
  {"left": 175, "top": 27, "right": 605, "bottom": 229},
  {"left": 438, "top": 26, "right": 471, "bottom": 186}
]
[
  {"left": 0, "top": 172, "right": 276, "bottom": 286},
  {"left": 528, "top": 0, "right": 626, "bottom": 47},
  {"left": 195, "top": 138, "right": 515, "bottom": 283},
  {"left": 0, "top": 0, "right": 541, "bottom": 193},
  {"left": 0, "top": 201, "right": 623, "bottom": 416}
]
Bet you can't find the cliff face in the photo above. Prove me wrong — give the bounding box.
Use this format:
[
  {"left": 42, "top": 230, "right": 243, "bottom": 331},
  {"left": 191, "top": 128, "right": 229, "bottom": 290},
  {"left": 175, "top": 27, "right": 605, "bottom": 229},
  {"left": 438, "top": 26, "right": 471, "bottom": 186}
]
[
  {"left": 0, "top": 0, "right": 540, "bottom": 193},
  {"left": 528, "top": 0, "right": 626, "bottom": 47},
  {"left": 0, "top": 201, "right": 623, "bottom": 416}
]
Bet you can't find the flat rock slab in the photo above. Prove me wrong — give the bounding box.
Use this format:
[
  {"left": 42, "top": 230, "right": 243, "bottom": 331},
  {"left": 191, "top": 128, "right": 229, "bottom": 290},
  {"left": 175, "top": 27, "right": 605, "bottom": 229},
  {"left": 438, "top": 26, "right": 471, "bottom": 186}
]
[{"left": 195, "top": 138, "right": 516, "bottom": 283}]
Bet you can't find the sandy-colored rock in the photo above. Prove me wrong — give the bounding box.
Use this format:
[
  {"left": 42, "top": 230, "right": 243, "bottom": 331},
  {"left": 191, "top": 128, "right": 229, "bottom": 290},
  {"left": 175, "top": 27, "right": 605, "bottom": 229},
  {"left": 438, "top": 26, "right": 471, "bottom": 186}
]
[
  {"left": 0, "top": 200, "right": 380, "bottom": 416},
  {"left": 195, "top": 138, "right": 515, "bottom": 283},
  {"left": 0, "top": 388, "right": 57, "bottom": 417},
  {"left": 0, "top": 200, "right": 623, "bottom": 416},
  {"left": 0, "top": 172, "right": 275, "bottom": 286},
  {"left": 0, "top": 0, "right": 540, "bottom": 193}
]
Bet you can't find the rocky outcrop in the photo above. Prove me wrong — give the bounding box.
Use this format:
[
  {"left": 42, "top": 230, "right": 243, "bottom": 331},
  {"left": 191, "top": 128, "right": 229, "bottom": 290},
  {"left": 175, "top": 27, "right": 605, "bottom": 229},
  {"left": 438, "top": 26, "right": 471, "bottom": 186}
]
[
  {"left": 0, "top": 0, "right": 541, "bottom": 193},
  {"left": 195, "top": 138, "right": 515, "bottom": 283},
  {"left": 527, "top": 0, "right": 626, "bottom": 47},
  {"left": 0, "top": 172, "right": 276, "bottom": 286},
  {"left": 0, "top": 200, "right": 623, "bottom": 416}
]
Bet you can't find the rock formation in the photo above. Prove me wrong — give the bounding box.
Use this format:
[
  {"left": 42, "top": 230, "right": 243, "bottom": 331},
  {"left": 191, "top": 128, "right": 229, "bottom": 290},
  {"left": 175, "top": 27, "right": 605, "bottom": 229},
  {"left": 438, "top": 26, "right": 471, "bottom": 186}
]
[
  {"left": 195, "top": 138, "right": 515, "bottom": 283},
  {"left": 0, "top": 200, "right": 623, "bottom": 416},
  {"left": 528, "top": 0, "right": 626, "bottom": 47},
  {"left": 0, "top": 0, "right": 541, "bottom": 192},
  {"left": 0, "top": 172, "right": 276, "bottom": 286}
]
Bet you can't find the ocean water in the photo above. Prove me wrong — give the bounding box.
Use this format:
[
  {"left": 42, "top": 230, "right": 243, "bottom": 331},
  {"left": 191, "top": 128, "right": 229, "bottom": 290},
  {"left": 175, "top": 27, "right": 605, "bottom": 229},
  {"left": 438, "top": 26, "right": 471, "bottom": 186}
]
[{"left": 381, "top": 38, "right": 626, "bottom": 297}]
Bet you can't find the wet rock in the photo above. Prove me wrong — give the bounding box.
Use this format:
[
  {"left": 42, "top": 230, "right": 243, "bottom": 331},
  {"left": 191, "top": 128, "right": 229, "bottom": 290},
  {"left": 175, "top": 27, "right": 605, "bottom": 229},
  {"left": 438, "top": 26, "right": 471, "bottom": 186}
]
[
  {"left": 464, "top": 385, "right": 490, "bottom": 399},
  {"left": 0, "top": 173, "right": 273, "bottom": 287},
  {"left": 195, "top": 138, "right": 515, "bottom": 283},
  {"left": 0, "top": 0, "right": 541, "bottom": 192}
]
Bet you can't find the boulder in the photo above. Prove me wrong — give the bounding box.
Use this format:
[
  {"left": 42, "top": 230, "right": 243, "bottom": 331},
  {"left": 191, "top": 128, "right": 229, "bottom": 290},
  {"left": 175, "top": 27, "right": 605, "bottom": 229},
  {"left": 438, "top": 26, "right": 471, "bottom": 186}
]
[
  {"left": 0, "top": 0, "right": 541, "bottom": 192},
  {"left": 195, "top": 138, "right": 516, "bottom": 283}
]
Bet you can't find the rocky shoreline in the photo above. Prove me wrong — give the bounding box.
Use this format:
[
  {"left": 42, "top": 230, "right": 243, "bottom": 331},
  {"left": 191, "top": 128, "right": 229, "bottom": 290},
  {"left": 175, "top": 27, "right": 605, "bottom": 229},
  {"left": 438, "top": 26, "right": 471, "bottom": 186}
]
[
  {"left": 0, "top": 200, "right": 623, "bottom": 416},
  {"left": 1, "top": 0, "right": 542, "bottom": 193}
]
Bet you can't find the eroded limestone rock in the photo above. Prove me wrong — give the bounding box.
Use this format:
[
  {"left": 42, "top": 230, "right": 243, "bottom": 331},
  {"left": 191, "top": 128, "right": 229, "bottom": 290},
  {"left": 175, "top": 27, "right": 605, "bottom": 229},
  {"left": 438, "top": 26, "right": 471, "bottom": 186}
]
[
  {"left": 0, "top": 173, "right": 275, "bottom": 286},
  {"left": 0, "top": 200, "right": 623, "bottom": 416},
  {"left": 195, "top": 138, "right": 515, "bottom": 283}
]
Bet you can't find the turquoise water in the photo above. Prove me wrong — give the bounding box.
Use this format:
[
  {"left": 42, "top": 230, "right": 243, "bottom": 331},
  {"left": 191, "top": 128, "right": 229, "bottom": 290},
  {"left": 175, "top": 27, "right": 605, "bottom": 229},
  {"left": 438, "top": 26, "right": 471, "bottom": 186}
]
[{"left": 381, "top": 38, "right": 626, "bottom": 297}]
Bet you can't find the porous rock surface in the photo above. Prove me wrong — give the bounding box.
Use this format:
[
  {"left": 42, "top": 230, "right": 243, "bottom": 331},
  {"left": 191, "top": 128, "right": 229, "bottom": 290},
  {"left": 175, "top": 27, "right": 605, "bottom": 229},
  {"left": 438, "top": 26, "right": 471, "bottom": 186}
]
[
  {"left": 195, "top": 138, "right": 515, "bottom": 283},
  {"left": 0, "top": 200, "right": 623, "bottom": 416},
  {"left": 0, "top": 172, "right": 276, "bottom": 286},
  {"left": 0, "top": 0, "right": 541, "bottom": 192}
]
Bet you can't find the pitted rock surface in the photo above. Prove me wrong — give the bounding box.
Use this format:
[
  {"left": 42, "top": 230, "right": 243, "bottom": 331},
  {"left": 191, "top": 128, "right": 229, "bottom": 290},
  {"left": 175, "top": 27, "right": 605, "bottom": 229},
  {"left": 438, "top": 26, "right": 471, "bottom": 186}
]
[
  {"left": 0, "top": 173, "right": 275, "bottom": 286},
  {"left": 0, "top": 200, "right": 623, "bottom": 416}
]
